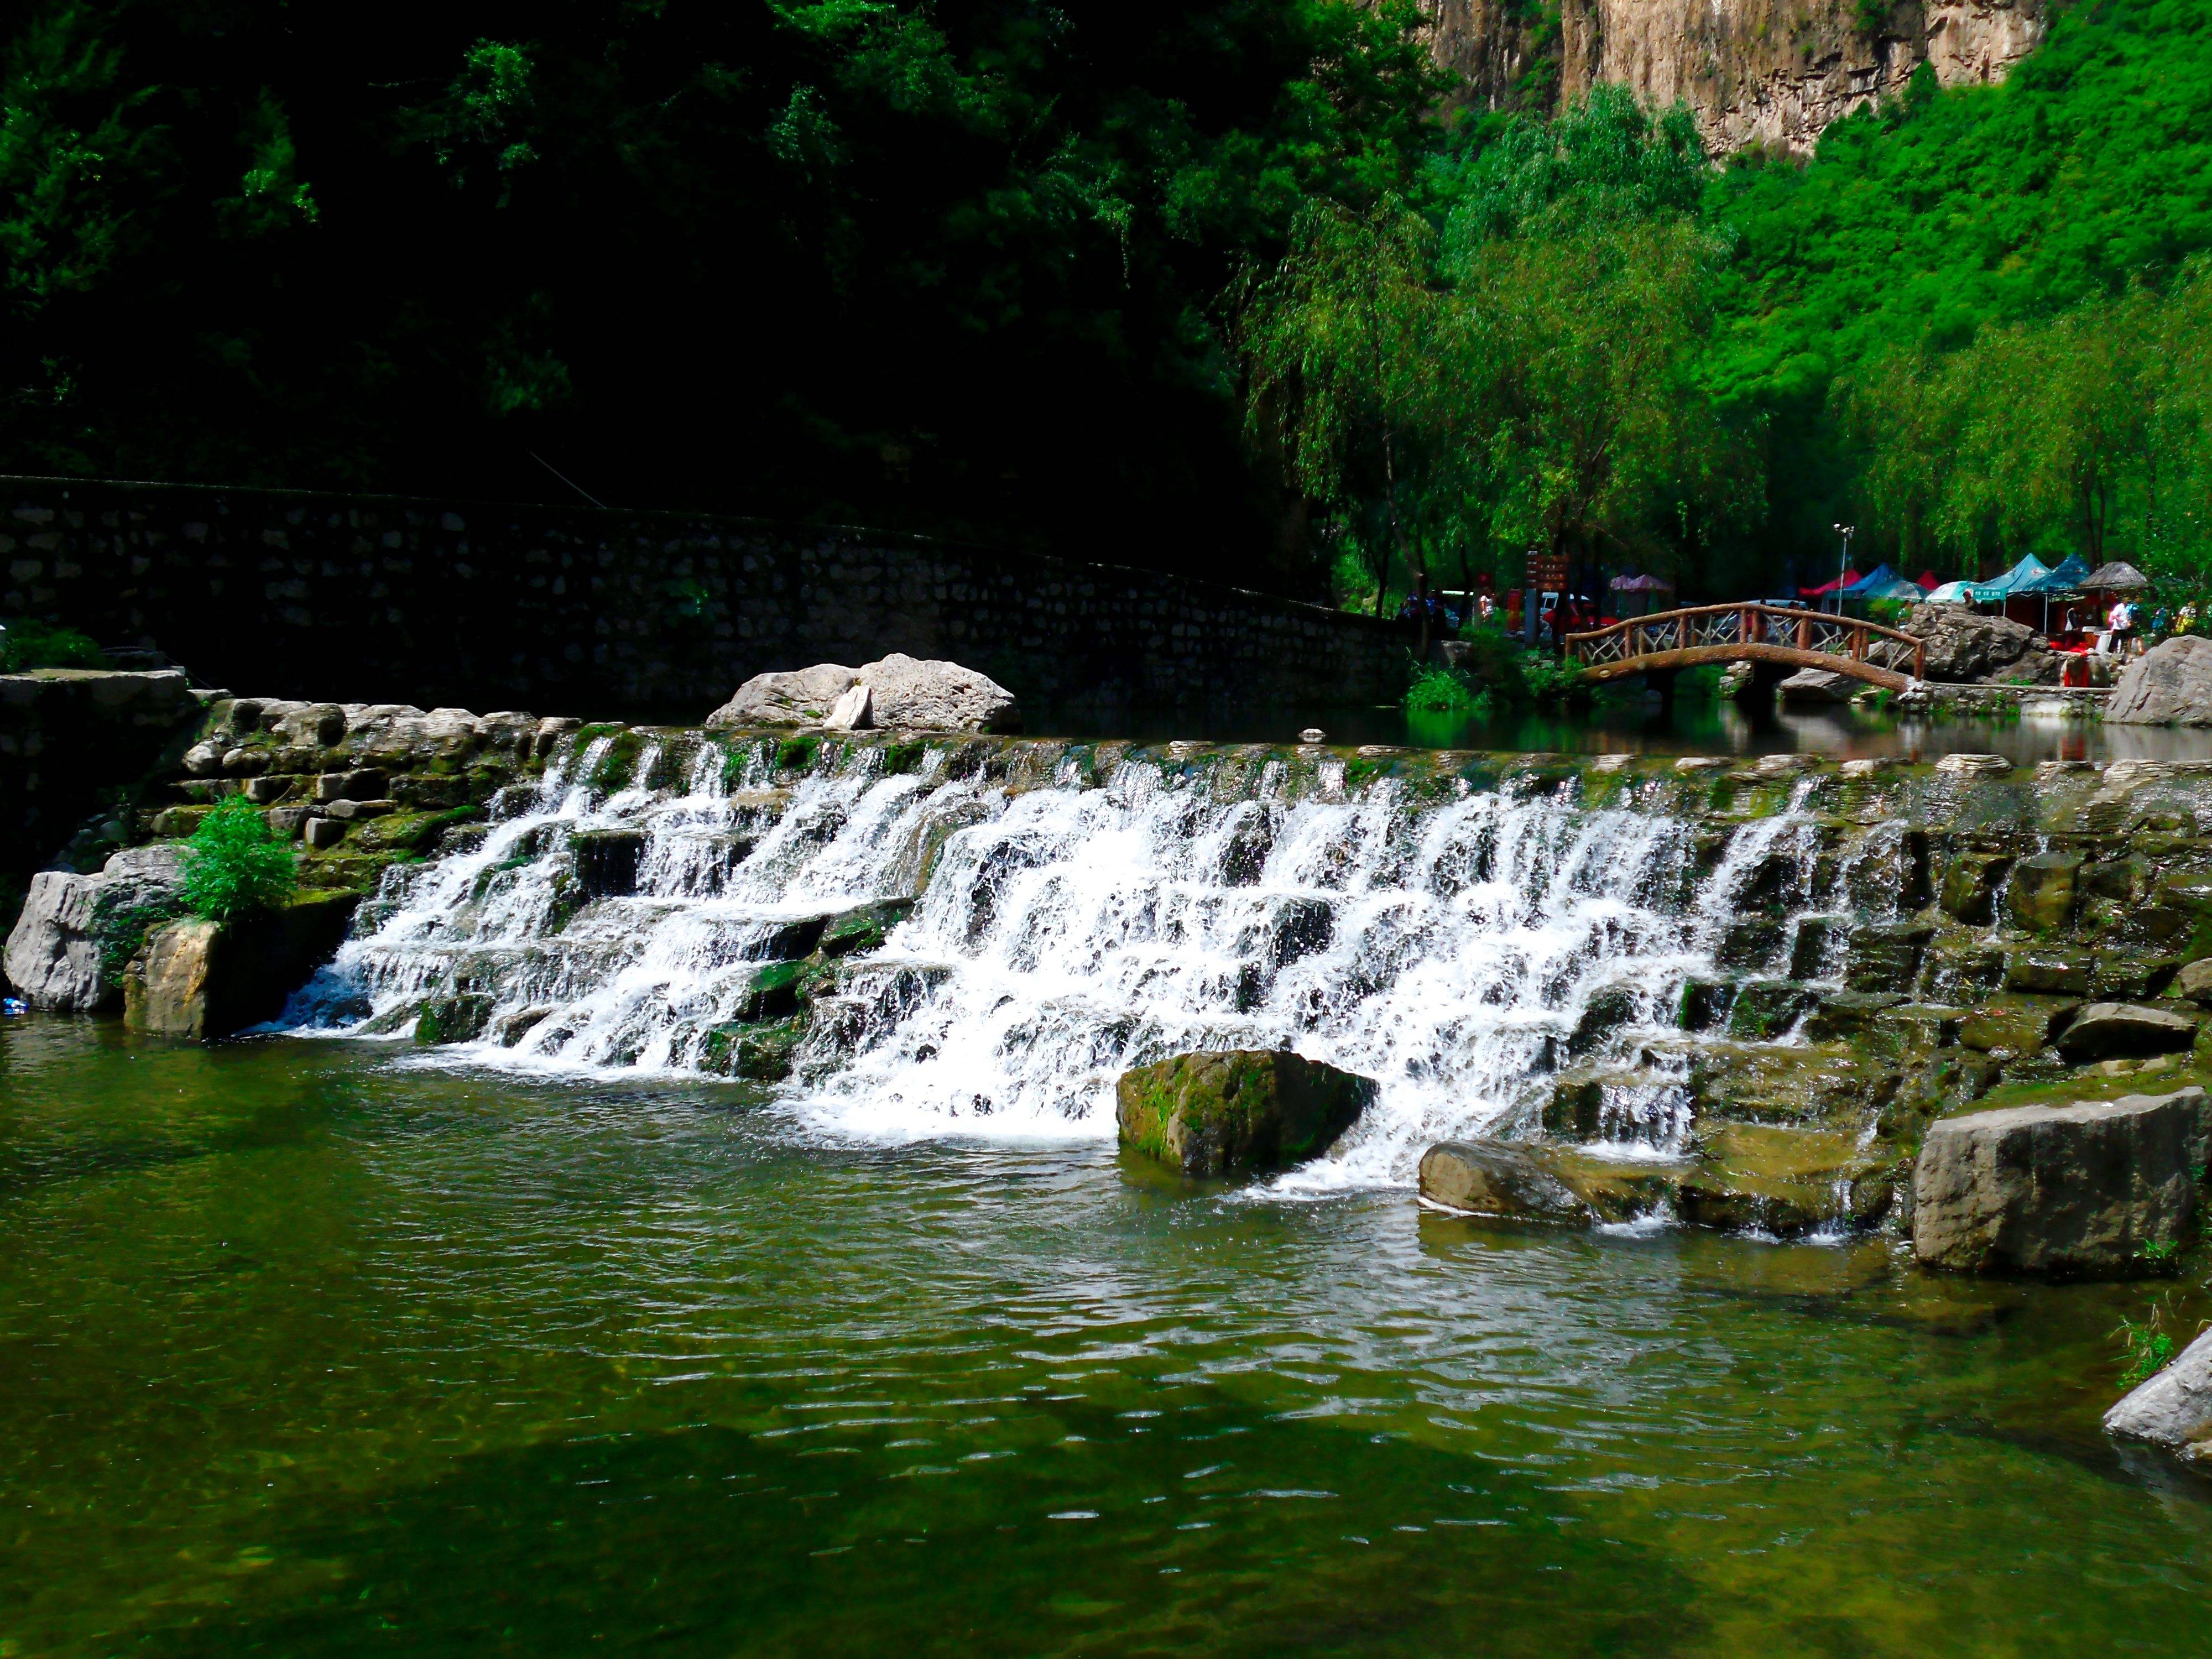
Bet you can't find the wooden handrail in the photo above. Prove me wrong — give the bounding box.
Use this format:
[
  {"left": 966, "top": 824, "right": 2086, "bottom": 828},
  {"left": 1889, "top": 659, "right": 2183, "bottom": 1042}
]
[{"left": 1563, "top": 602, "right": 1924, "bottom": 654}]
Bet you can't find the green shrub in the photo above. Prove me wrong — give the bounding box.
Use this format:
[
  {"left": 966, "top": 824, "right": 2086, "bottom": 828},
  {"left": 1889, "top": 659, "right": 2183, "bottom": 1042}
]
[
  {"left": 178, "top": 797, "right": 298, "bottom": 921},
  {"left": 1405, "top": 661, "right": 1488, "bottom": 713},
  {"left": 0, "top": 619, "right": 105, "bottom": 672}
]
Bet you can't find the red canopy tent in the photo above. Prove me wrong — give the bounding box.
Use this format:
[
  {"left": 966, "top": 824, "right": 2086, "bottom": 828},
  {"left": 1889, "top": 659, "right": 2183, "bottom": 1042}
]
[
  {"left": 1797, "top": 570, "right": 1862, "bottom": 599},
  {"left": 1916, "top": 571, "right": 1939, "bottom": 590}
]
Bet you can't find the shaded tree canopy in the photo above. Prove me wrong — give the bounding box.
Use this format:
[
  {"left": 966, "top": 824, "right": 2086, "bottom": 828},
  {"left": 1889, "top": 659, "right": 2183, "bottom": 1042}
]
[{"left": 1, "top": 0, "right": 1441, "bottom": 591}]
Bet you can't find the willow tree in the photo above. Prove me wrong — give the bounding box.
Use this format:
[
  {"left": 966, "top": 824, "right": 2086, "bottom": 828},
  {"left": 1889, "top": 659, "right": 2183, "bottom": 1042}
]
[
  {"left": 1234, "top": 197, "right": 1445, "bottom": 617},
  {"left": 1448, "top": 216, "right": 1753, "bottom": 576}
]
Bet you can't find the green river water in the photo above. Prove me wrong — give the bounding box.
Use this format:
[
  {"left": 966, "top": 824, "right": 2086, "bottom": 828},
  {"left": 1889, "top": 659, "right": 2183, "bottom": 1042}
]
[{"left": 5, "top": 1018, "right": 2211, "bottom": 1656}]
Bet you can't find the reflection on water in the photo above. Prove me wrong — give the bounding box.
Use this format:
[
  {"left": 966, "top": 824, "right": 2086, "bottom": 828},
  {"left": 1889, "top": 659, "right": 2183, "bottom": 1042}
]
[
  {"left": 1034, "top": 695, "right": 2212, "bottom": 764},
  {"left": 3, "top": 1021, "right": 2210, "bottom": 1655}
]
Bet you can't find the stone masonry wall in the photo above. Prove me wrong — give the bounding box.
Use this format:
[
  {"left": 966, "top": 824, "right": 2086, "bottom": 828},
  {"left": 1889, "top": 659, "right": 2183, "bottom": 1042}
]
[{"left": 0, "top": 479, "right": 1413, "bottom": 723}]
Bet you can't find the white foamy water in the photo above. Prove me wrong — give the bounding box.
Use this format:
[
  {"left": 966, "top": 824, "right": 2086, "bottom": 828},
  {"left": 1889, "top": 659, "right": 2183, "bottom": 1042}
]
[{"left": 284, "top": 737, "right": 1903, "bottom": 1188}]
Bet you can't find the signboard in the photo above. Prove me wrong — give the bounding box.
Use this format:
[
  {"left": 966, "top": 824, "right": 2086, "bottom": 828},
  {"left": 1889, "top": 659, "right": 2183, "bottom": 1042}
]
[{"left": 1525, "top": 552, "right": 1567, "bottom": 593}]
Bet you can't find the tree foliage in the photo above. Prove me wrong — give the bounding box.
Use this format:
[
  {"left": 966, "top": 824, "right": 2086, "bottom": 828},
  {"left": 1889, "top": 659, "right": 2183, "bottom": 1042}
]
[{"left": 0, "top": 0, "right": 1444, "bottom": 588}]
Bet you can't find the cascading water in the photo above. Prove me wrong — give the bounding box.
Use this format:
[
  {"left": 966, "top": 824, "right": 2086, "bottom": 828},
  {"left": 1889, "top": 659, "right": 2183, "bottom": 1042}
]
[{"left": 285, "top": 734, "right": 1904, "bottom": 1187}]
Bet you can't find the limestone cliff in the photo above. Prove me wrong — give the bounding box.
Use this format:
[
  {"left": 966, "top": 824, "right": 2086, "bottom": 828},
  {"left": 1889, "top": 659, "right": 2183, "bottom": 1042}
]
[{"left": 1427, "top": 0, "right": 2047, "bottom": 155}]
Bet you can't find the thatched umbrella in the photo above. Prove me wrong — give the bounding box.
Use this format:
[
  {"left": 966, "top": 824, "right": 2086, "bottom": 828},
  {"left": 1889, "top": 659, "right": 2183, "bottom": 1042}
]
[{"left": 2083, "top": 561, "right": 2149, "bottom": 591}]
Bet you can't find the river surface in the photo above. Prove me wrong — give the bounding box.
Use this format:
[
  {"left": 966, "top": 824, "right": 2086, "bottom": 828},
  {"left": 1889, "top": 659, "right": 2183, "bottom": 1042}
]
[
  {"left": 5, "top": 1019, "right": 2210, "bottom": 1656},
  {"left": 1024, "top": 699, "right": 2212, "bottom": 766}
]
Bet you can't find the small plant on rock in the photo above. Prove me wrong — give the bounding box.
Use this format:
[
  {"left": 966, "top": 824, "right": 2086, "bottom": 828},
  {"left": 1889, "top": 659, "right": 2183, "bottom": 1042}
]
[
  {"left": 2116, "top": 1297, "right": 2179, "bottom": 1386},
  {"left": 179, "top": 797, "right": 298, "bottom": 921}
]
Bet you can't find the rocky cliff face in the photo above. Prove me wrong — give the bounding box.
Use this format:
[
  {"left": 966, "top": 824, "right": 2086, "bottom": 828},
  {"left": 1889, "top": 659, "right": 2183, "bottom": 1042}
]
[{"left": 1428, "top": 0, "right": 2047, "bottom": 154}]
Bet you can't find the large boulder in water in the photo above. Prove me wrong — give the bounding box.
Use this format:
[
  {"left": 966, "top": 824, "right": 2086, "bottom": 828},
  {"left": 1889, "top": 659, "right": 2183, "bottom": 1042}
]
[
  {"left": 2, "top": 843, "right": 186, "bottom": 1011},
  {"left": 2105, "top": 1324, "right": 2212, "bottom": 1463},
  {"left": 124, "top": 891, "right": 362, "bottom": 1040},
  {"left": 1775, "top": 667, "right": 1860, "bottom": 703},
  {"left": 857, "top": 653, "right": 1020, "bottom": 732},
  {"left": 1911, "top": 1088, "right": 2202, "bottom": 1277},
  {"left": 705, "top": 654, "right": 1019, "bottom": 732},
  {"left": 706, "top": 664, "right": 860, "bottom": 728},
  {"left": 1901, "top": 604, "right": 2054, "bottom": 684},
  {"left": 1116, "top": 1050, "right": 1372, "bottom": 1177},
  {"left": 2108, "top": 635, "right": 2212, "bottom": 725}
]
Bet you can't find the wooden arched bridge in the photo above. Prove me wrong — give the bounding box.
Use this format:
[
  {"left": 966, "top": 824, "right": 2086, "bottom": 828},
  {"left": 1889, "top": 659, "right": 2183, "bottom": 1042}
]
[{"left": 1564, "top": 603, "right": 1926, "bottom": 691}]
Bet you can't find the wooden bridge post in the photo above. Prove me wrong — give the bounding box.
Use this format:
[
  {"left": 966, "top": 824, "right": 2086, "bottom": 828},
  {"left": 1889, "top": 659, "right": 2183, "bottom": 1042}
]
[{"left": 1794, "top": 613, "right": 1809, "bottom": 651}]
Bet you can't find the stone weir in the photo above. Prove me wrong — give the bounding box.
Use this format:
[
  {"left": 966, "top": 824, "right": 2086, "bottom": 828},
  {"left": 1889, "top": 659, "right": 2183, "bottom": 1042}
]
[{"left": 11, "top": 696, "right": 2212, "bottom": 1241}]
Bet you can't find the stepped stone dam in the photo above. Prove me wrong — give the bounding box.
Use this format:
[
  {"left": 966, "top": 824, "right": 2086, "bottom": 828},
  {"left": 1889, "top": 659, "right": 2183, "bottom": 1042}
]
[{"left": 14, "top": 682, "right": 2212, "bottom": 1245}]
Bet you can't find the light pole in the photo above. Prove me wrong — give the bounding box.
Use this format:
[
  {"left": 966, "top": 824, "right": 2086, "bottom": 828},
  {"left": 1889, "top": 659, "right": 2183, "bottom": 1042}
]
[{"left": 1831, "top": 523, "right": 1856, "bottom": 614}]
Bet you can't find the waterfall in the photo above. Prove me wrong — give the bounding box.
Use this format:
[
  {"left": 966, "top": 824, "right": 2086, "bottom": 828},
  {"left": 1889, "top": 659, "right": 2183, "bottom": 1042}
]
[{"left": 283, "top": 736, "right": 1868, "bottom": 1187}]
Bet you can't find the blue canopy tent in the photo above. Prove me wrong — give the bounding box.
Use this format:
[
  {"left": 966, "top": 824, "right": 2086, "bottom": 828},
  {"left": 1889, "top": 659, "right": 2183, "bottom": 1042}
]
[
  {"left": 1839, "top": 563, "right": 1902, "bottom": 599},
  {"left": 1964, "top": 554, "right": 2053, "bottom": 602},
  {"left": 2017, "top": 554, "right": 2092, "bottom": 594},
  {"left": 1924, "top": 580, "right": 1976, "bottom": 604},
  {"left": 2015, "top": 553, "right": 2095, "bottom": 632}
]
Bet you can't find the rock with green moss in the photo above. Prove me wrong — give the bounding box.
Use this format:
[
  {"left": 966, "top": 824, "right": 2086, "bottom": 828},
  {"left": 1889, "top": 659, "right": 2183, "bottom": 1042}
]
[
  {"left": 2006, "top": 851, "right": 2083, "bottom": 932},
  {"left": 1116, "top": 1050, "right": 1373, "bottom": 1177},
  {"left": 415, "top": 994, "right": 497, "bottom": 1045},
  {"left": 818, "top": 899, "right": 915, "bottom": 958},
  {"left": 700, "top": 1016, "right": 806, "bottom": 1081},
  {"left": 1939, "top": 850, "right": 2012, "bottom": 925}
]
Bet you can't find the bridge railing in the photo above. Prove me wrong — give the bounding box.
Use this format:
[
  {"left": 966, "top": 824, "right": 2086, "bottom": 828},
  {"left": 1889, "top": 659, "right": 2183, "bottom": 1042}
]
[{"left": 1564, "top": 603, "right": 1926, "bottom": 681}]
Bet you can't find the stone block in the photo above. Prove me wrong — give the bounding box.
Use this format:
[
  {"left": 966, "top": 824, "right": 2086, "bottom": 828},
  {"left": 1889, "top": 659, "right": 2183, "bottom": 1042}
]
[
  {"left": 1912, "top": 1089, "right": 2202, "bottom": 1276},
  {"left": 322, "top": 798, "right": 395, "bottom": 822},
  {"left": 304, "top": 817, "right": 346, "bottom": 850},
  {"left": 2004, "top": 945, "right": 2092, "bottom": 997},
  {"left": 2006, "top": 851, "right": 2083, "bottom": 932},
  {"left": 2177, "top": 958, "right": 2212, "bottom": 1007},
  {"left": 316, "top": 769, "right": 387, "bottom": 803},
  {"left": 2055, "top": 1003, "right": 2199, "bottom": 1062},
  {"left": 1959, "top": 996, "right": 2078, "bottom": 1056},
  {"left": 1939, "top": 851, "right": 2011, "bottom": 925}
]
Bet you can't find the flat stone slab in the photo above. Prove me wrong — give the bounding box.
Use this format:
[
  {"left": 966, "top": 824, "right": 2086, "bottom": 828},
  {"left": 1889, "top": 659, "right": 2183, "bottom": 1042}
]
[
  {"left": 2054, "top": 1002, "right": 2198, "bottom": 1061},
  {"left": 1913, "top": 1088, "right": 2202, "bottom": 1277}
]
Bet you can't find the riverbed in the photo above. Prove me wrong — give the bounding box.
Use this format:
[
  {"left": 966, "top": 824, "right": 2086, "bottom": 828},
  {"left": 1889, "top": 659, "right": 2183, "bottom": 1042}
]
[{"left": 4, "top": 1019, "right": 2209, "bottom": 1655}]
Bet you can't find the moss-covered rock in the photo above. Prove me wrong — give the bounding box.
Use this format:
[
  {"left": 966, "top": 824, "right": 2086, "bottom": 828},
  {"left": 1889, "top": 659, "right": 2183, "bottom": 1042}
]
[
  {"left": 1115, "top": 1049, "right": 1373, "bottom": 1177},
  {"left": 700, "top": 1015, "right": 806, "bottom": 1081},
  {"left": 734, "top": 960, "right": 806, "bottom": 1021},
  {"left": 415, "top": 993, "right": 497, "bottom": 1045},
  {"left": 818, "top": 899, "right": 915, "bottom": 958},
  {"left": 1939, "top": 850, "right": 2012, "bottom": 925}
]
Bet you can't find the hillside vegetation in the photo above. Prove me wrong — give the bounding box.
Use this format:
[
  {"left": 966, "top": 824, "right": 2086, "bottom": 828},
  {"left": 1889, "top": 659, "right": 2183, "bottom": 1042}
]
[{"left": 3, "top": 0, "right": 2209, "bottom": 604}]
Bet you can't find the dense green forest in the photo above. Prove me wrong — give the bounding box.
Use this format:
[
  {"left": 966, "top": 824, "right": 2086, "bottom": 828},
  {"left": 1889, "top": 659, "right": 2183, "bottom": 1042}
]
[{"left": 4, "top": 0, "right": 2211, "bottom": 602}]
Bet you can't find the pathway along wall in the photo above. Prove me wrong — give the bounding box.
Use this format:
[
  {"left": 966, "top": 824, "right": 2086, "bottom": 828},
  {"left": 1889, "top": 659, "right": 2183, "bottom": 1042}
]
[{"left": 0, "top": 479, "right": 1411, "bottom": 721}]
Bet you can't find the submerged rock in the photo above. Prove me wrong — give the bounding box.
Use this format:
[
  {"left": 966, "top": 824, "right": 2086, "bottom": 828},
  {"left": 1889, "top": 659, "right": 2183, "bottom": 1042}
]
[
  {"left": 1116, "top": 1050, "right": 1372, "bottom": 1178},
  {"left": 1911, "top": 1088, "right": 2202, "bottom": 1277},
  {"left": 1418, "top": 1140, "right": 1590, "bottom": 1223},
  {"left": 2105, "top": 1326, "right": 2212, "bottom": 1462}
]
